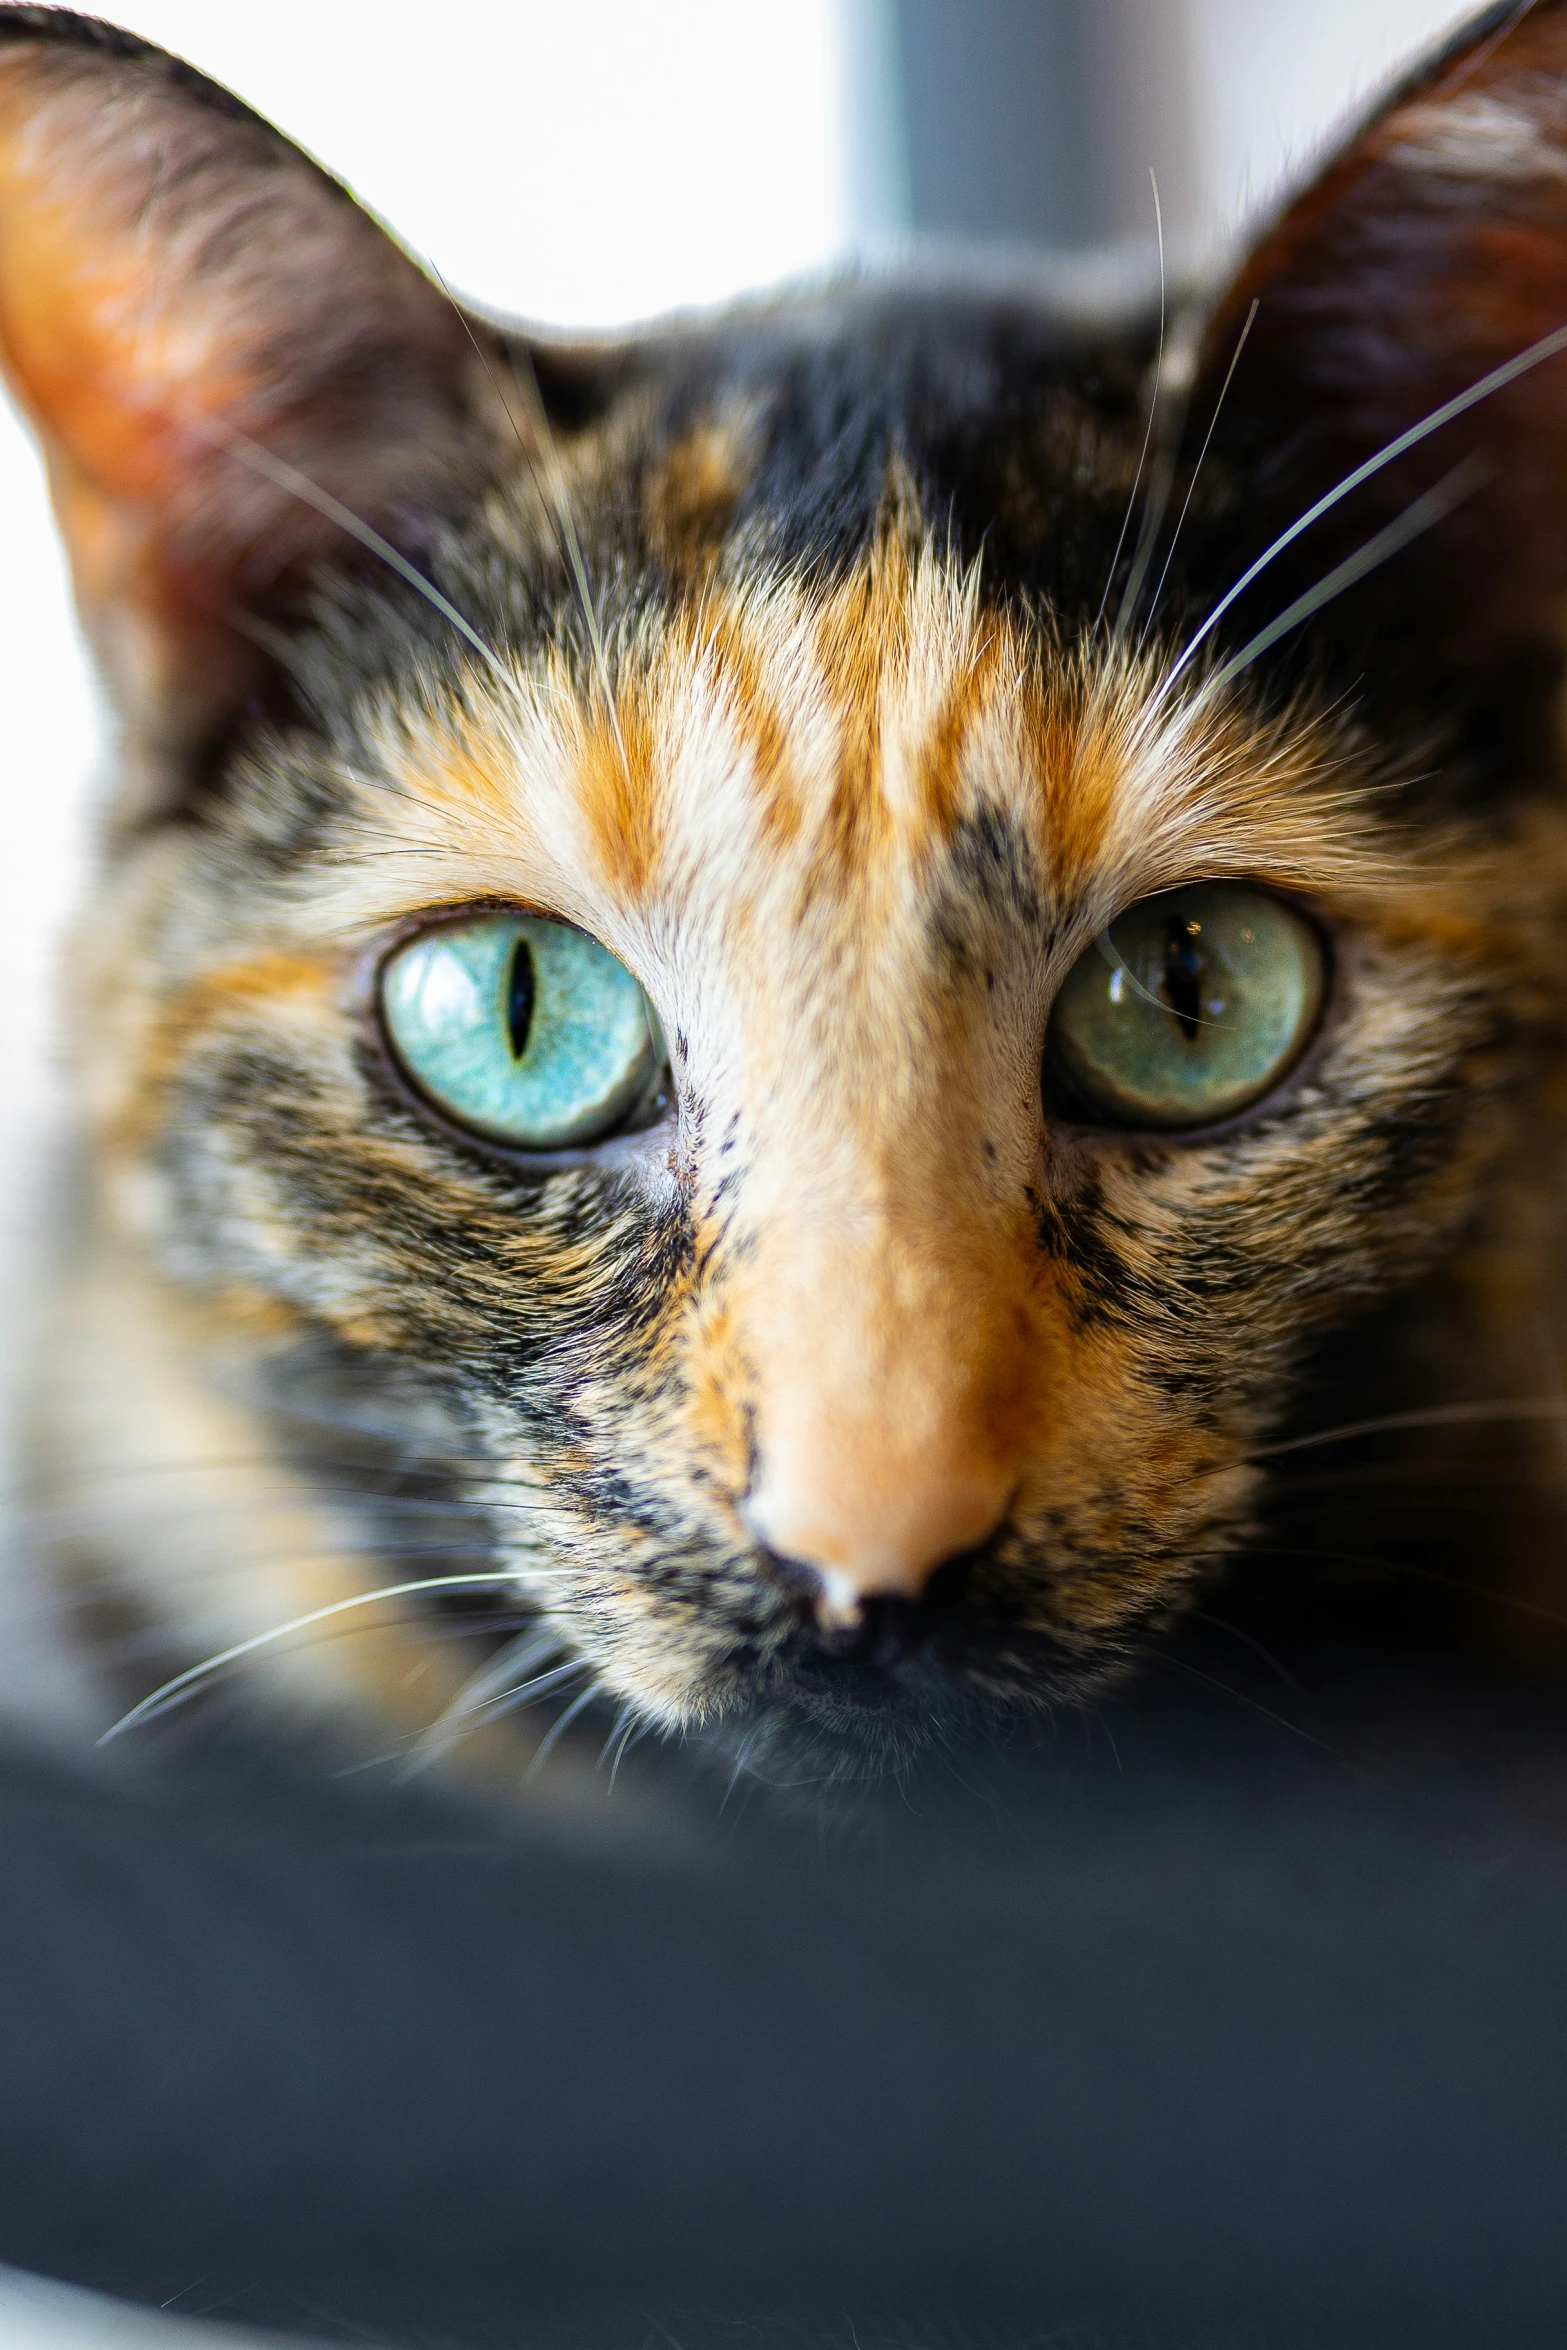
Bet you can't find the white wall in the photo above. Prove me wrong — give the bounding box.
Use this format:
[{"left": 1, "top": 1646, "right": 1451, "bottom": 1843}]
[{"left": 1185, "top": 0, "right": 1473, "bottom": 240}]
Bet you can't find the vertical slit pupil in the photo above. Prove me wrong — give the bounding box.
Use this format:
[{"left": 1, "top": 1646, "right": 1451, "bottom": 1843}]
[
  {"left": 506, "top": 939, "right": 536, "bottom": 1060},
  {"left": 1162, "top": 917, "right": 1205, "bottom": 1043}
]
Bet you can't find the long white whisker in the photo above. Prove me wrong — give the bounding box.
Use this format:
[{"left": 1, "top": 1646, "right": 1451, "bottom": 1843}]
[
  {"left": 99, "top": 1570, "right": 527, "bottom": 1743},
  {"left": 426, "top": 261, "right": 629, "bottom": 771},
  {"left": 1194, "top": 454, "right": 1489, "bottom": 707},
  {"left": 524, "top": 1680, "right": 602, "bottom": 1780},
  {"left": 1093, "top": 168, "right": 1165, "bottom": 638},
  {"left": 1249, "top": 1395, "right": 1567, "bottom": 1466},
  {"left": 1111, "top": 169, "right": 1174, "bottom": 642},
  {"left": 1155, "top": 318, "right": 1567, "bottom": 707},
  {"left": 187, "top": 411, "right": 516, "bottom": 690},
  {"left": 422, "top": 1659, "right": 592, "bottom": 1743},
  {"left": 720, "top": 1724, "right": 766, "bottom": 1810},
  {"left": 407, "top": 1621, "right": 568, "bottom": 1765},
  {"left": 597, "top": 1697, "right": 639, "bottom": 1771},
  {"left": 602, "top": 1701, "right": 649, "bottom": 1789},
  {"left": 1139, "top": 296, "right": 1258, "bottom": 651}
]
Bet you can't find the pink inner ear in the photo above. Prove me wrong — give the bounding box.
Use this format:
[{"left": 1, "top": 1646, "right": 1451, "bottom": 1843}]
[
  {"left": 0, "top": 34, "right": 481, "bottom": 773},
  {"left": 0, "top": 62, "right": 259, "bottom": 515},
  {"left": 0, "top": 96, "right": 247, "bottom": 745}
]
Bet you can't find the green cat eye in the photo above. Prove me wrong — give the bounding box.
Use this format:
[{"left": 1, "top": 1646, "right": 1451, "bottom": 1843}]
[
  {"left": 381, "top": 911, "right": 663, "bottom": 1150},
  {"left": 1046, "top": 883, "right": 1325, "bottom": 1131}
]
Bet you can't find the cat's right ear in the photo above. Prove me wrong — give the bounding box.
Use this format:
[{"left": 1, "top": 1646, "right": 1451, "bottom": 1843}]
[
  {"left": 0, "top": 10, "right": 499, "bottom": 817},
  {"left": 1185, "top": 0, "right": 1567, "bottom": 718}
]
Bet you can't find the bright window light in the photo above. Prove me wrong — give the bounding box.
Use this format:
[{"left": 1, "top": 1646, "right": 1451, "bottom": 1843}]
[{"left": 112, "top": 1, "right": 863, "bottom": 324}]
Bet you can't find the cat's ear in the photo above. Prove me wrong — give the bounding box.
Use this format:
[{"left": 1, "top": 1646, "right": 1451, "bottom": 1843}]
[
  {"left": 1191, "top": 0, "right": 1567, "bottom": 701},
  {"left": 0, "top": 12, "right": 492, "bottom": 814}
]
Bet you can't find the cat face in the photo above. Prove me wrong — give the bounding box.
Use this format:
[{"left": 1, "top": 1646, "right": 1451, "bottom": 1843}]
[{"left": 4, "top": 7, "right": 1566, "bottom": 1767}]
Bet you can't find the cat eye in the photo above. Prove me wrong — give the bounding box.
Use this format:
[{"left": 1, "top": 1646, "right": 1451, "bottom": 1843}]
[
  {"left": 380, "top": 911, "right": 665, "bottom": 1151},
  {"left": 1045, "top": 883, "right": 1326, "bottom": 1131}
]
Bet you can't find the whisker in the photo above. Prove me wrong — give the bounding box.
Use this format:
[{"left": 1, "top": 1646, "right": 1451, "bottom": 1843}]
[
  {"left": 1138, "top": 296, "right": 1258, "bottom": 650},
  {"left": 408, "top": 1620, "right": 567, "bottom": 1765},
  {"left": 1187, "top": 1606, "right": 1297, "bottom": 1688},
  {"left": 1110, "top": 169, "right": 1176, "bottom": 643},
  {"left": 86, "top": 1604, "right": 533, "bottom": 1679},
  {"left": 597, "top": 1697, "right": 638, "bottom": 1771},
  {"left": 29, "top": 1503, "right": 496, "bottom": 1557},
  {"left": 1195, "top": 454, "right": 1489, "bottom": 706},
  {"left": 1147, "top": 1649, "right": 1345, "bottom": 1757},
  {"left": 1092, "top": 167, "right": 1166, "bottom": 638},
  {"left": 523, "top": 1680, "right": 602, "bottom": 1780},
  {"left": 602, "top": 1702, "right": 650, "bottom": 1789},
  {"left": 1156, "top": 317, "right": 1567, "bottom": 707},
  {"left": 719, "top": 1724, "right": 767, "bottom": 1810},
  {"left": 99, "top": 1570, "right": 528, "bottom": 1742},
  {"left": 1241, "top": 1539, "right": 1567, "bottom": 1634},
  {"left": 1246, "top": 1396, "right": 1567, "bottom": 1466},
  {"left": 0, "top": 1446, "right": 478, "bottom": 1504},
  {"left": 427, "top": 260, "right": 629, "bottom": 771},
  {"left": 447, "top": 1655, "right": 592, "bottom": 1730},
  {"left": 334, "top": 759, "right": 479, "bottom": 831},
  {"left": 185, "top": 410, "right": 516, "bottom": 690},
  {"left": 1269, "top": 1464, "right": 1541, "bottom": 1500}
]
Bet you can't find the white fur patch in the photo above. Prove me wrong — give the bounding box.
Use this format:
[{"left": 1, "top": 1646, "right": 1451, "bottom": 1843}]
[{"left": 1389, "top": 92, "right": 1567, "bottom": 185}]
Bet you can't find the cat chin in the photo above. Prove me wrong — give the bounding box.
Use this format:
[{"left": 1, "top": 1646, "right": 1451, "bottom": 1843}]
[
  {"left": 693, "top": 1680, "right": 1060, "bottom": 1799},
  {"left": 684, "top": 1617, "right": 1125, "bottom": 1793}
]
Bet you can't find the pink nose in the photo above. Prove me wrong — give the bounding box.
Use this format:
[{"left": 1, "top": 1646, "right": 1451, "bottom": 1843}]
[{"left": 743, "top": 1435, "right": 1013, "bottom": 1625}]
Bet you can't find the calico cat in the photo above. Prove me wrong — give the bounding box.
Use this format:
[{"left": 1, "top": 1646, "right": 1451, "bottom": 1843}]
[{"left": 4, "top": 0, "right": 1567, "bottom": 1786}]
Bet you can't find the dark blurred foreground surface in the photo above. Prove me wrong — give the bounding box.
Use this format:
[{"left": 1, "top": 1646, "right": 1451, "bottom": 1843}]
[{"left": 1, "top": 1633, "right": 1566, "bottom": 2350}]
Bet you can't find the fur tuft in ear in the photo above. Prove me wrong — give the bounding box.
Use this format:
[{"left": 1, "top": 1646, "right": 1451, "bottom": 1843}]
[
  {"left": 0, "top": 8, "right": 496, "bottom": 812},
  {"left": 1191, "top": 0, "right": 1567, "bottom": 736}
]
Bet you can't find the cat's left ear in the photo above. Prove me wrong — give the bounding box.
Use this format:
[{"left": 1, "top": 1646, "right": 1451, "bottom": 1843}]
[
  {"left": 1191, "top": 0, "right": 1567, "bottom": 694},
  {"left": 0, "top": 12, "right": 496, "bottom": 816}
]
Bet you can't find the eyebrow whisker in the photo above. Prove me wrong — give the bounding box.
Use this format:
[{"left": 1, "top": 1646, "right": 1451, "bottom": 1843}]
[
  {"left": 426, "top": 260, "right": 630, "bottom": 774},
  {"left": 1192, "top": 454, "right": 1489, "bottom": 711},
  {"left": 185, "top": 409, "right": 518, "bottom": 691},
  {"left": 1155, "top": 316, "right": 1567, "bottom": 710},
  {"left": 1138, "top": 296, "right": 1258, "bottom": 653},
  {"left": 1093, "top": 167, "right": 1167, "bottom": 640}
]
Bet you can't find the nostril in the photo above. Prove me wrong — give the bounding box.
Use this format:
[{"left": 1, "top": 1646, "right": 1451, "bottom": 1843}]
[
  {"left": 760, "top": 1533, "right": 998, "bottom": 1663},
  {"left": 801, "top": 1586, "right": 924, "bottom": 1666},
  {"left": 755, "top": 1547, "right": 925, "bottom": 1659},
  {"left": 841, "top": 1594, "right": 923, "bottom": 1668}
]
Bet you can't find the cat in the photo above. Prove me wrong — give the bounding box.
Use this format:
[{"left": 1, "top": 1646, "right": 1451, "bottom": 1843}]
[{"left": 4, "top": 0, "right": 1567, "bottom": 1791}]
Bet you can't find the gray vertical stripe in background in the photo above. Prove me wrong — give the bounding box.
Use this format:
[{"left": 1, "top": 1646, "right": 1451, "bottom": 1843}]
[{"left": 864, "top": 0, "right": 1202, "bottom": 251}]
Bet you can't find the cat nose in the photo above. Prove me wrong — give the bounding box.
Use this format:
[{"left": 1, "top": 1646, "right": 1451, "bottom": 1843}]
[{"left": 743, "top": 1433, "right": 1012, "bottom": 1617}]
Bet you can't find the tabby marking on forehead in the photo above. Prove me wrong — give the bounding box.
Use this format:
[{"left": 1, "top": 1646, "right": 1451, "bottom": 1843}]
[{"left": 318, "top": 517, "right": 1391, "bottom": 970}]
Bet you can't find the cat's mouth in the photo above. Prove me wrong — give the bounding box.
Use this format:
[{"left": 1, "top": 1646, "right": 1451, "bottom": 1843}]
[{"left": 708, "top": 1579, "right": 1121, "bottom": 1782}]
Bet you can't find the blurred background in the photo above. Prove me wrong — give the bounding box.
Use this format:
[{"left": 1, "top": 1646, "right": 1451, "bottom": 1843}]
[{"left": 0, "top": 0, "right": 1473, "bottom": 1692}]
